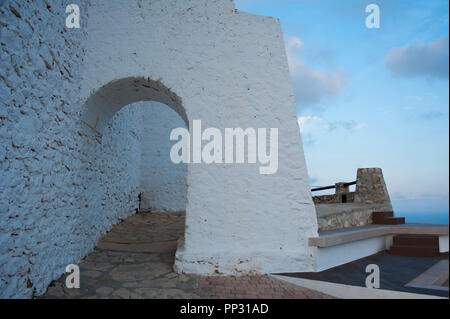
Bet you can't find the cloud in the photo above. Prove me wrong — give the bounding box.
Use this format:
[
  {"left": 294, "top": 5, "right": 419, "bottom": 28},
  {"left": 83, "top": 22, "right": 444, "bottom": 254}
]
[
  {"left": 385, "top": 36, "right": 449, "bottom": 79},
  {"left": 298, "top": 116, "right": 323, "bottom": 131},
  {"left": 298, "top": 116, "right": 367, "bottom": 135},
  {"left": 309, "top": 176, "right": 318, "bottom": 185},
  {"left": 406, "top": 95, "right": 423, "bottom": 101},
  {"left": 392, "top": 191, "right": 448, "bottom": 201},
  {"left": 422, "top": 111, "right": 444, "bottom": 120},
  {"left": 285, "top": 36, "right": 347, "bottom": 106},
  {"left": 304, "top": 48, "right": 337, "bottom": 68},
  {"left": 301, "top": 133, "right": 316, "bottom": 147},
  {"left": 328, "top": 120, "right": 367, "bottom": 133}
]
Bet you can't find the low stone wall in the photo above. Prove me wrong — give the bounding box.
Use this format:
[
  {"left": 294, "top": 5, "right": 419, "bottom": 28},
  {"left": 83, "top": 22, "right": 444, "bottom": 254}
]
[
  {"left": 313, "top": 168, "right": 391, "bottom": 206},
  {"left": 316, "top": 202, "right": 394, "bottom": 232},
  {"left": 314, "top": 168, "right": 393, "bottom": 231},
  {"left": 317, "top": 208, "right": 373, "bottom": 231},
  {"left": 313, "top": 195, "right": 336, "bottom": 204},
  {"left": 313, "top": 192, "right": 355, "bottom": 204}
]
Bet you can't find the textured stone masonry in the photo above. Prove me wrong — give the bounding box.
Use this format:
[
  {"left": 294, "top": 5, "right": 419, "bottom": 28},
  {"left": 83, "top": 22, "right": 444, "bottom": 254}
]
[
  {"left": 1, "top": 0, "right": 318, "bottom": 298},
  {"left": 39, "top": 212, "right": 333, "bottom": 299},
  {"left": 314, "top": 168, "right": 393, "bottom": 231}
]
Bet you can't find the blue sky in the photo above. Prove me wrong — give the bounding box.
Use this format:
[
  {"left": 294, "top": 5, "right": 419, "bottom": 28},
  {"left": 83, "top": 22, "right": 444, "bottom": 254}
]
[{"left": 235, "top": 0, "right": 449, "bottom": 219}]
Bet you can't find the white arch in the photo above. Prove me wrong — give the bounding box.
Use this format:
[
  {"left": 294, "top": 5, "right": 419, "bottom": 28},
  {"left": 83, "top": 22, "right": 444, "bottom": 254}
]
[{"left": 81, "top": 77, "right": 188, "bottom": 133}]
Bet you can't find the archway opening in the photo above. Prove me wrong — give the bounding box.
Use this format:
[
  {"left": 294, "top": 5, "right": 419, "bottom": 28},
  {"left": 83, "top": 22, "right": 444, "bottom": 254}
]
[
  {"left": 82, "top": 77, "right": 188, "bottom": 134},
  {"left": 80, "top": 77, "right": 188, "bottom": 261}
]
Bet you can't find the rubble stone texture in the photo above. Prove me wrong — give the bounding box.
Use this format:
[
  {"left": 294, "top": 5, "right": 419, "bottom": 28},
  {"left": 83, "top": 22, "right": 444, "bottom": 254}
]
[
  {"left": 354, "top": 168, "right": 392, "bottom": 205},
  {"left": 0, "top": 0, "right": 318, "bottom": 298},
  {"left": 139, "top": 102, "right": 187, "bottom": 213},
  {"left": 314, "top": 168, "right": 394, "bottom": 231},
  {"left": 39, "top": 213, "right": 332, "bottom": 299}
]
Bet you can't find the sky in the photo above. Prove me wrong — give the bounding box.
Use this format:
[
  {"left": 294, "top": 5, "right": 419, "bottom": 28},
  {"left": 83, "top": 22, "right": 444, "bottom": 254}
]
[{"left": 235, "top": 0, "right": 449, "bottom": 219}]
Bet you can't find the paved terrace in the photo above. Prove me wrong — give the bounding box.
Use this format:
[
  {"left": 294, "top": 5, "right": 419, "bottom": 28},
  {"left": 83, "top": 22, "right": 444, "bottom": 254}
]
[
  {"left": 40, "top": 212, "right": 332, "bottom": 299},
  {"left": 281, "top": 252, "right": 449, "bottom": 297}
]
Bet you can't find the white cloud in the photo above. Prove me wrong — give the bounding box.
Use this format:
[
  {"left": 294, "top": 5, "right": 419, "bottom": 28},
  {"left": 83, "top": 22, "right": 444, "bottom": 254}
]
[
  {"left": 298, "top": 116, "right": 366, "bottom": 134},
  {"left": 422, "top": 111, "right": 444, "bottom": 120},
  {"left": 385, "top": 36, "right": 449, "bottom": 78},
  {"left": 285, "top": 36, "right": 347, "bottom": 107},
  {"left": 298, "top": 116, "right": 323, "bottom": 131},
  {"left": 301, "top": 133, "right": 315, "bottom": 147},
  {"left": 406, "top": 95, "right": 423, "bottom": 101},
  {"left": 328, "top": 120, "right": 367, "bottom": 133}
]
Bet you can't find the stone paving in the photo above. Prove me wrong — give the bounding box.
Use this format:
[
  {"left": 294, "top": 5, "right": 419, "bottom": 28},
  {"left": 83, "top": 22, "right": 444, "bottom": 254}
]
[{"left": 40, "top": 212, "right": 333, "bottom": 299}]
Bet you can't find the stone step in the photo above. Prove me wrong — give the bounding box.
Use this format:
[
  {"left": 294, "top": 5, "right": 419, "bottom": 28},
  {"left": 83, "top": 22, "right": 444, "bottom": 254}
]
[
  {"left": 372, "top": 211, "right": 394, "bottom": 219},
  {"left": 372, "top": 216, "right": 405, "bottom": 225},
  {"left": 389, "top": 245, "right": 439, "bottom": 257},
  {"left": 393, "top": 235, "right": 439, "bottom": 247}
]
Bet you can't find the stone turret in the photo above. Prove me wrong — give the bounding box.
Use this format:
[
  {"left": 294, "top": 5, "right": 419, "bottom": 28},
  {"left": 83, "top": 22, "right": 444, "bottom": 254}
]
[
  {"left": 313, "top": 168, "right": 394, "bottom": 231},
  {"left": 354, "top": 168, "right": 392, "bottom": 209}
]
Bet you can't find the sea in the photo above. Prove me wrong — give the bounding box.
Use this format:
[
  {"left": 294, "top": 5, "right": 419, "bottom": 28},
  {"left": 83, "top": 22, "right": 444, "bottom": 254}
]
[{"left": 400, "top": 212, "right": 449, "bottom": 225}]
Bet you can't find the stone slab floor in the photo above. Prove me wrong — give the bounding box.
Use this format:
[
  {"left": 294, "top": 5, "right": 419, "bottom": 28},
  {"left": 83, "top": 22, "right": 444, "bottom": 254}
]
[{"left": 40, "top": 212, "right": 332, "bottom": 299}]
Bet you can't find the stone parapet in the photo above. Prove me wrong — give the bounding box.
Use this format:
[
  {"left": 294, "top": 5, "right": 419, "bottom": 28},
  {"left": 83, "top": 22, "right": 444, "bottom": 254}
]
[{"left": 313, "top": 168, "right": 393, "bottom": 231}]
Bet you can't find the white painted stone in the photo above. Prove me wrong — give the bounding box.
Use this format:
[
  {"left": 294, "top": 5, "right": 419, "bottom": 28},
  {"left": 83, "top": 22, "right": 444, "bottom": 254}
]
[
  {"left": 139, "top": 102, "right": 187, "bottom": 212},
  {"left": 79, "top": 0, "right": 318, "bottom": 276},
  {"left": 315, "top": 237, "right": 387, "bottom": 272},
  {"left": 0, "top": 0, "right": 318, "bottom": 298},
  {"left": 439, "top": 235, "right": 449, "bottom": 253}
]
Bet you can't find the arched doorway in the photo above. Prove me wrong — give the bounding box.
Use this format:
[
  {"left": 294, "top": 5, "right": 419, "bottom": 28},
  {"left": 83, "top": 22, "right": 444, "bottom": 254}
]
[
  {"left": 81, "top": 77, "right": 187, "bottom": 133},
  {"left": 79, "top": 77, "right": 189, "bottom": 260},
  {"left": 138, "top": 101, "right": 187, "bottom": 213}
]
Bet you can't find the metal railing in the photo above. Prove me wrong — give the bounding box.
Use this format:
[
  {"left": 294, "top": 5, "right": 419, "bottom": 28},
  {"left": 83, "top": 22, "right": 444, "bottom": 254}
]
[{"left": 311, "top": 181, "right": 356, "bottom": 192}]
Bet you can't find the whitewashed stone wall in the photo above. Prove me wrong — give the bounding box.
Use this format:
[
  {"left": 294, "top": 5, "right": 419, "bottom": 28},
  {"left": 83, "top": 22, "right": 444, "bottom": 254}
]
[
  {"left": 139, "top": 102, "right": 187, "bottom": 212},
  {"left": 98, "top": 105, "right": 143, "bottom": 224},
  {"left": 0, "top": 1, "right": 142, "bottom": 298},
  {"left": 78, "top": 0, "right": 318, "bottom": 276},
  {"left": 1, "top": 0, "right": 87, "bottom": 298},
  {"left": 1, "top": 0, "right": 319, "bottom": 298}
]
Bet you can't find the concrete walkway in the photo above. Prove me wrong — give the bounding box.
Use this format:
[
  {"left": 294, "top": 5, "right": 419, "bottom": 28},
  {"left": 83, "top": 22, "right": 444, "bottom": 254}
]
[{"left": 40, "top": 212, "right": 333, "bottom": 299}]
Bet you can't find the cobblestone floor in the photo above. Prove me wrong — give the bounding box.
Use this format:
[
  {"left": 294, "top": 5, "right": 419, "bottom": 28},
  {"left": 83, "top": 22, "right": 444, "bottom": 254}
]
[{"left": 40, "top": 212, "right": 333, "bottom": 299}]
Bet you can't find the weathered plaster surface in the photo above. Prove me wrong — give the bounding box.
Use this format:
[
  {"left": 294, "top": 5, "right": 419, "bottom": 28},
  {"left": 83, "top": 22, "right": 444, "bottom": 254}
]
[
  {"left": 0, "top": 0, "right": 318, "bottom": 298},
  {"left": 1, "top": 0, "right": 92, "bottom": 298},
  {"left": 80, "top": 0, "right": 318, "bottom": 276},
  {"left": 139, "top": 102, "right": 187, "bottom": 212}
]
